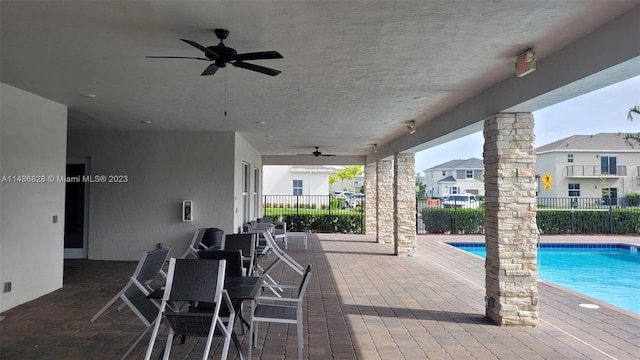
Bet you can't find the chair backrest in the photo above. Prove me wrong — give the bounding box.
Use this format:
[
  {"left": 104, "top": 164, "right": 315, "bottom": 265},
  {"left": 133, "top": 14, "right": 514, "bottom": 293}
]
[
  {"left": 165, "top": 259, "right": 225, "bottom": 303},
  {"left": 134, "top": 247, "right": 171, "bottom": 284},
  {"left": 223, "top": 233, "right": 256, "bottom": 258},
  {"left": 201, "top": 227, "right": 224, "bottom": 249},
  {"left": 198, "top": 249, "right": 244, "bottom": 278},
  {"left": 182, "top": 227, "right": 207, "bottom": 258},
  {"left": 298, "top": 265, "right": 313, "bottom": 298}
]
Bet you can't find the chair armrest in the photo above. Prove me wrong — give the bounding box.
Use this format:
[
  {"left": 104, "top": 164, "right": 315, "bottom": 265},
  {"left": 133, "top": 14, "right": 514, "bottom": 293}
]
[
  {"left": 261, "top": 284, "right": 299, "bottom": 289},
  {"left": 256, "top": 296, "right": 301, "bottom": 303}
]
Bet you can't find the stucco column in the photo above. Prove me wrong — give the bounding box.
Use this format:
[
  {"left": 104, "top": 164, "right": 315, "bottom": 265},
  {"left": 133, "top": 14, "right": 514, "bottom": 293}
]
[
  {"left": 483, "top": 113, "right": 538, "bottom": 326},
  {"left": 364, "top": 162, "right": 378, "bottom": 237},
  {"left": 394, "top": 153, "right": 416, "bottom": 256},
  {"left": 377, "top": 160, "right": 394, "bottom": 244}
]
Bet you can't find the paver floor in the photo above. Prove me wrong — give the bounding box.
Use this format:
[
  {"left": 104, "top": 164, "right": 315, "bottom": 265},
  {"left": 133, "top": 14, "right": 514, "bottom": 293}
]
[{"left": 1, "top": 234, "right": 638, "bottom": 359}]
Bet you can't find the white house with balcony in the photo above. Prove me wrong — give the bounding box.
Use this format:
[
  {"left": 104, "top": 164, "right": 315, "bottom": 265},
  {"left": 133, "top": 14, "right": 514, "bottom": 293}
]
[
  {"left": 422, "top": 158, "right": 485, "bottom": 198},
  {"left": 536, "top": 133, "right": 640, "bottom": 200}
]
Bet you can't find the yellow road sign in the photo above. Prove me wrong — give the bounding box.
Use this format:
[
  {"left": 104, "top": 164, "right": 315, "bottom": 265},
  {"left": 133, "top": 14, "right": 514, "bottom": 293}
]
[
  {"left": 543, "top": 184, "right": 552, "bottom": 190},
  {"left": 542, "top": 173, "right": 553, "bottom": 184}
]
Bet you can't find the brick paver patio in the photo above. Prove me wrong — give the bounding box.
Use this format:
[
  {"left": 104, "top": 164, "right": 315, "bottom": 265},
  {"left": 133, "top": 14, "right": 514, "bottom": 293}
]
[{"left": 1, "top": 234, "right": 638, "bottom": 359}]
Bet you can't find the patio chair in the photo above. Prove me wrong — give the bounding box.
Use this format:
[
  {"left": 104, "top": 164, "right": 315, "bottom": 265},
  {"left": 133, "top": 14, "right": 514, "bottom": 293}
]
[
  {"left": 249, "top": 264, "right": 312, "bottom": 360},
  {"left": 181, "top": 227, "right": 207, "bottom": 259},
  {"left": 261, "top": 230, "right": 304, "bottom": 275},
  {"left": 257, "top": 217, "right": 288, "bottom": 249},
  {"left": 223, "top": 233, "right": 257, "bottom": 276},
  {"left": 144, "top": 258, "right": 235, "bottom": 360},
  {"left": 90, "top": 247, "right": 171, "bottom": 360}
]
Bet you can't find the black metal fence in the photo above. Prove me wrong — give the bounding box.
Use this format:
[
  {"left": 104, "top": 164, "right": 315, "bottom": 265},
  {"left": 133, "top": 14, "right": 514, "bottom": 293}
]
[
  {"left": 416, "top": 197, "right": 640, "bottom": 235},
  {"left": 262, "top": 195, "right": 364, "bottom": 233},
  {"left": 263, "top": 196, "right": 640, "bottom": 235}
]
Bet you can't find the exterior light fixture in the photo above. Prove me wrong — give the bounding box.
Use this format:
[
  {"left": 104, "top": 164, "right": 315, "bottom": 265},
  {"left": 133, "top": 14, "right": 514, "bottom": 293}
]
[
  {"left": 407, "top": 120, "right": 416, "bottom": 134},
  {"left": 371, "top": 144, "right": 378, "bottom": 152},
  {"left": 515, "top": 48, "right": 536, "bottom": 77}
]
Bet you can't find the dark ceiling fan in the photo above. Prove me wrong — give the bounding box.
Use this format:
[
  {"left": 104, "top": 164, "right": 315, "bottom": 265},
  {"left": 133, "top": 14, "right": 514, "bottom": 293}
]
[
  {"left": 299, "top": 147, "right": 336, "bottom": 157},
  {"left": 147, "top": 28, "right": 283, "bottom": 76}
]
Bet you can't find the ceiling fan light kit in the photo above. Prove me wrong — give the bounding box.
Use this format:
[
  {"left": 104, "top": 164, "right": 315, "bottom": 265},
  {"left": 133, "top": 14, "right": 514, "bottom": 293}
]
[{"left": 147, "top": 28, "right": 283, "bottom": 77}]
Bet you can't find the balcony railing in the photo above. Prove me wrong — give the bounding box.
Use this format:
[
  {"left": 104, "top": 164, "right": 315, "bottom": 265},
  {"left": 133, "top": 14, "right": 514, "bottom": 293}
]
[{"left": 565, "top": 165, "right": 627, "bottom": 177}]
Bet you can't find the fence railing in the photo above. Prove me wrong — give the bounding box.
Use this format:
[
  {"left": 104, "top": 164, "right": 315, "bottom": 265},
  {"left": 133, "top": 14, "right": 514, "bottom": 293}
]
[
  {"left": 263, "top": 195, "right": 364, "bottom": 233},
  {"left": 416, "top": 197, "right": 640, "bottom": 235},
  {"left": 565, "top": 165, "right": 627, "bottom": 177},
  {"left": 263, "top": 196, "right": 639, "bottom": 235}
]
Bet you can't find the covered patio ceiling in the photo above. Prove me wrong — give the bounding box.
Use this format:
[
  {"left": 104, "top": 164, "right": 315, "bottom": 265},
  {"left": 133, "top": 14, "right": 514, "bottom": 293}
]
[{"left": 1, "top": 1, "right": 639, "bottom": 164}]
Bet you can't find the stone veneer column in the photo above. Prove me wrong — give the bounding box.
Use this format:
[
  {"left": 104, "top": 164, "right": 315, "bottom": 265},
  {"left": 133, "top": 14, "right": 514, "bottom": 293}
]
[
  {"left": 394, "top": 153, "right": 416, "bottom": 256},
  {"left": 364, "top": 162, "right": 377, "bottom": 238},
  {"left": 483, "top": 113, "right": 538, "bottom": 326},
  {"left": 377, "top": 160, "right": 394, "bottom": 244}
]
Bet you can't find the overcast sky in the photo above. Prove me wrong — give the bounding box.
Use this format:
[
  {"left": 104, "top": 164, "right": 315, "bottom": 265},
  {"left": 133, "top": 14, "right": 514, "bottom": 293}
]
[{"left": 415, "top": 75, "right": 640, "bottom": 172}]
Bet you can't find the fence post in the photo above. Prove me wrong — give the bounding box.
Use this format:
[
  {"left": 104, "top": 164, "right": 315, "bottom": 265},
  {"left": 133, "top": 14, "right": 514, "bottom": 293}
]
[{"left": 609, "top": 201, "right": 614, "bottom": 234}]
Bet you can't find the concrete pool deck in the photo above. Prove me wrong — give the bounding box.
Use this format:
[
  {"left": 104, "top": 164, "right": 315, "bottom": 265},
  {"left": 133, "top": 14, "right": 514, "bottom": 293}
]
[{"left": 0, "top": 233, "right": 638, "bottom": 359}]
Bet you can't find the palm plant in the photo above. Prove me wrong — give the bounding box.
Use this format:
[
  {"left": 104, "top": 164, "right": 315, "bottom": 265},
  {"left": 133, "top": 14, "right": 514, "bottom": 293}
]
[{"left": 625, "top": 105, "right": 640, "bottom": 147}]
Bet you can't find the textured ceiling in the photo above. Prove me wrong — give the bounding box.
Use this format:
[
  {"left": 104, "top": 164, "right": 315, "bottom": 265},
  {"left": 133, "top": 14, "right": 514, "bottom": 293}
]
[{"left": 1, "top": 1, "right": 637, "bottom": 157}]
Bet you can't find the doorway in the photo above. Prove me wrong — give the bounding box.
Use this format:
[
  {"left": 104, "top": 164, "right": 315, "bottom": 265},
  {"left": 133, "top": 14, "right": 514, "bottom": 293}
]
[{"left": 64, "top": 159, "right": 89, "bottom": 258}]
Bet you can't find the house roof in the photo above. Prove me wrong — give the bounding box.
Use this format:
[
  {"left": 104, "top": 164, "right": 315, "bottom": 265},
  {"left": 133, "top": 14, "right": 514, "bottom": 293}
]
[
  {"left": 426, "top": 158, "right": 484, "bottom": 171},
  {"left": 536, "top": 133, "right": 640, "bottom": 153},
  {"left": 437, "top": 176, "right": 457, "bottom": 183}
]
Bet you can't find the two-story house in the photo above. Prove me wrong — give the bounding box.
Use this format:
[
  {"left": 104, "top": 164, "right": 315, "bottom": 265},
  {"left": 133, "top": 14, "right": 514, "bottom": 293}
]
[
  {"left": 422, "top": 158, "right": 484, "bottom": 198},
  {"left": 536, "top": 133, "right": 640, "bottom": 201}
]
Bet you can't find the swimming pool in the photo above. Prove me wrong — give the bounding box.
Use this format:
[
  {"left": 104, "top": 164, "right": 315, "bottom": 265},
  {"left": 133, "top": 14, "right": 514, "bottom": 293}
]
[{"left": 449, "top": 243, "right": 640, "bottom": 314}]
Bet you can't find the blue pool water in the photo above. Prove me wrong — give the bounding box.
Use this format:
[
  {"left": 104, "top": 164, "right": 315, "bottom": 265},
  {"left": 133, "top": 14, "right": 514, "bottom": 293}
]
[{"left": 450, "top": 243, "right": 640, "bottom": 314}]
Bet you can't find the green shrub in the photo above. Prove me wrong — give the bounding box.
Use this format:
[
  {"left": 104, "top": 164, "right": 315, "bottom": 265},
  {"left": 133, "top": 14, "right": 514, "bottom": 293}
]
[
  {"left": 421, "top": 208, "right": 484, "bottom": 234},
  {"left": 626, "top": 192, "right": 640, "bottom": 206},
  {"left": 282, "top": 213, "right": 363, "bottom": 233}
]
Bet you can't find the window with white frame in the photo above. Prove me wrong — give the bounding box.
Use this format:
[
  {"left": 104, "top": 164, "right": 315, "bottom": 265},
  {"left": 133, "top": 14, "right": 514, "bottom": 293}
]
[
  {"left": 465, "top": 170, "right": 474, "bottom": 179},
  {"left": 292, "top": 179, "right": 303, "bottom": 196},
  {"left": 450, "top": 187, "right": 460, "bottom": 194},
  {"left": 568, "top": 183, "right": 580, "bottom": 197},
  {"left": 567, "top": 154, "right": 574, "bottom": 163},
  {"left": 442, "top": 171, "right": 446, "bottom": 176}
]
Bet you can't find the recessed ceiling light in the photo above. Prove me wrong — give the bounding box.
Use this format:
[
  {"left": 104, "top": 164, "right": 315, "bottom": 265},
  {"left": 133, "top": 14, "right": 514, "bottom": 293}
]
[
  {"left": 383, "top": 122, "right": 393, "bottom": 125},
  {"left": 266, "top": 135, "right": 274, "bottom": 138},
  {"left": 255, "top": 121, "right": 266, "bottom": 125},
  {"left": 139, "top": 120, "right": 152, "bottom": 124},
  {"left": 82, "top": 93, "right": 97, "bottom": 98}
]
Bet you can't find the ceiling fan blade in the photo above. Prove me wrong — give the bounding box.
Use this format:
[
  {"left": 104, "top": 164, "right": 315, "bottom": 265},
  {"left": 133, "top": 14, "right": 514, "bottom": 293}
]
[
  {"left": 146, "top": 56, "right": 210, "bottom": 60},
  {"left": 180, "top": 38, "right": 219, "bottom": 59},
  {"left": 232, "top": 61, "right": 281, "bottom": 76},
  {"left": 321, "top": 154, "right": 337, "bottom": 157},
  {"left": 235, "top": 51, "right": 284, "bottom": 61},
  {"left": 201, "top": 64, "right": 219, "bottom": 76}
]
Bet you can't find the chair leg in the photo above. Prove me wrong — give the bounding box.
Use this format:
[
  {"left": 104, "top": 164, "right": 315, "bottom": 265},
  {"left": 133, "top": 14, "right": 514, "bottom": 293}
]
[
  {"left": 90, "top": 291, "right": 124, "bottom": 322},
  {"left": 143, "top": 314, "right": 164, "bottom": 360},
  {"left": 297, "top": 312, "right": 304, "bottom": 360},
  {"left": 162, "top": 330, "right": 175, "bottom": 360},
  {"left": 120, "top": 325, "right": 151, "bottom": 360}
]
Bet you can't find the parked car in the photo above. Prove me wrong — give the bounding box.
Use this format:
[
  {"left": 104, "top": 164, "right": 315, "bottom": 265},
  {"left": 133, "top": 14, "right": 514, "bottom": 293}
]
[
  {"left": 441, "top": 194, "right": 480, "bottom": 209},
  {"left": 346, "top": 193, "right": 365, "bottom": 208}
]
